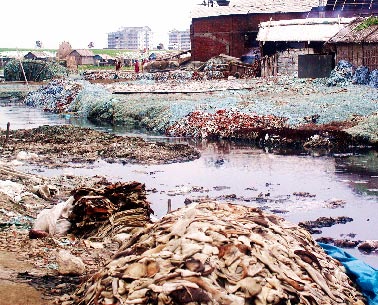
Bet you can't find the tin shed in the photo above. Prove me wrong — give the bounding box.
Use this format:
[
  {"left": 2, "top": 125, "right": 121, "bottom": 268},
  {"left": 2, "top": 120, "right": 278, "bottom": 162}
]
[{"left": 256, "top": 17, "right": 353, "bottom": 77}]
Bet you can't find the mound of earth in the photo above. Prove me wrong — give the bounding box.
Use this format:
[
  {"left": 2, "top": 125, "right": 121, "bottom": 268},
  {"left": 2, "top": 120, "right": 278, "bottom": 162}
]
[{"left": 0, "top": 125, "right": 200, "bottom": 167}]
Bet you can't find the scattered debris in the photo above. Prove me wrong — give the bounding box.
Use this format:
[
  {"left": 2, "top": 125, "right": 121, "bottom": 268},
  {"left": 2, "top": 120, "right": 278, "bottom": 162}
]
[
  {"left": 31, "top": 181, "right": 153, "bottom": 241},
  {"left": 56, "top": 250, "right": 85, "bottom": 275},
  {"left": 299, "top": 216, "right": 354, "bottom": 234},
  {"left": 358, "top": 240, "right": 378, "bottom": 253}
]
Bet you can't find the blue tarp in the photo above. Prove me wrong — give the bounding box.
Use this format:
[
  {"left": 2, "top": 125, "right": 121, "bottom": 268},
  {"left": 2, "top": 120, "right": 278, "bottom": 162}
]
[{"left": 319, "top": 243, "right": 378, "bottom": 305}]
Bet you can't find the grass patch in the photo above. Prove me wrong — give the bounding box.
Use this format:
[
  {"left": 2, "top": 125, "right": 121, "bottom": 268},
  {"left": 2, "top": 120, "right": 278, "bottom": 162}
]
[{"left": 355, "top": 16, "right": 378, "bottom": 31}]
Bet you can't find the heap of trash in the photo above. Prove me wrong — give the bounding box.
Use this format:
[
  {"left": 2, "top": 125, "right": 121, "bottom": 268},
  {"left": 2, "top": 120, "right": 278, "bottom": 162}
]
[
  {"left": 68, "top": 201, "right": 365, "bottom": 305},
  {"left": 166, "top": 110, "right": 288, "bottom": 139},
  {"left": 327, "top": 60, "right": 378, "bottom": 89},
  {"left": 327, "top": 60, "right": 354, "bottom": 87},
  {"left": 4, "top": 59, "right": 67, "bottom": 82},
  {"left": 24, "top": 79, "right": 83, "bottom": 113},
  {"left": 30, "top": 181, "right": 153, "bottom": 239}
]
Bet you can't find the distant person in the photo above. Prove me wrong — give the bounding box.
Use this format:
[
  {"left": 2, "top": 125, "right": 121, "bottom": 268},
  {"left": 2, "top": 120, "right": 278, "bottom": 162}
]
[
  {"left": 134, "top": 60, "right": 140, "bottom": 73},
  {"left": 115, "top": 58, "right": 122, "bottom": 71},
  {"left": 114, "top": 58, "right": 122, "bottom": 79},
  {"left": 141, "top": 59, "right": 146, "bottom": 73}
]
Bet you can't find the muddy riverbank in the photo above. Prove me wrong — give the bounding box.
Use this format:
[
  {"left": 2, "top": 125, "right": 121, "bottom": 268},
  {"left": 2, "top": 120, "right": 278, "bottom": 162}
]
[
  {"left": 4, "top": 74, "right": 377, "bottom": 149},
  {"left": 0, "top": 125, "right": 200, "bottom": 167}
]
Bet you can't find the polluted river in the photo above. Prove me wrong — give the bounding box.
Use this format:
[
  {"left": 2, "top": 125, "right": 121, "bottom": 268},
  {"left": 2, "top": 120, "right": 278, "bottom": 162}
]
[{"left": 1, "top": 102, "right": 377, "bottom": 269}]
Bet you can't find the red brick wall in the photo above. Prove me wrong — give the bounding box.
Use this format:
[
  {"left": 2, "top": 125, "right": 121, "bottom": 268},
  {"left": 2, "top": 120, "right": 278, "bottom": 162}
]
[{"left": 191, "top": 12, "right": 306, "bottom": 61}]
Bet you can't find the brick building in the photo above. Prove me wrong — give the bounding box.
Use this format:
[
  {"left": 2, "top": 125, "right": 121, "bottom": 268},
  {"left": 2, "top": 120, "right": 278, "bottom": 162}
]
[{"left": 190, "top": 0, "right": 378, "bottom": 62}]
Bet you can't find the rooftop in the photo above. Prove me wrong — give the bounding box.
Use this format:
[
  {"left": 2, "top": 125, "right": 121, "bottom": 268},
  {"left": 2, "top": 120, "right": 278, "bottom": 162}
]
[
  {"left": 191, "top": 0, "right": 320, "bottom": 18},
  {"left": 257, "top": 17, "right": 355, "bottom": 42},
  {"left": 328, "top": 16, "right": 378, "bottom": 43}
]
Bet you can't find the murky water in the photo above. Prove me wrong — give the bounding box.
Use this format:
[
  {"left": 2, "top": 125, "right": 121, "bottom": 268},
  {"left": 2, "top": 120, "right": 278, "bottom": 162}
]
[{"left": 1, "top": 104, "right": 378, "bottom": 268}]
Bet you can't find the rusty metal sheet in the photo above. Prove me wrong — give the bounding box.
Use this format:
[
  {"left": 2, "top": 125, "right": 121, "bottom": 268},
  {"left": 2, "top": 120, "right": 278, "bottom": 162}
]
[{"left": 298, "top": 54, "right": 334, "bottom": 78}]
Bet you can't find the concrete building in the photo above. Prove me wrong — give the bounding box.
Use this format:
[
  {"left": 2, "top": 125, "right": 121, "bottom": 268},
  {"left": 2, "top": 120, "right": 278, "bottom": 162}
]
[
  {"left": 108, "top": 27, "right": 153, "bottom": 50},
  {"left": 168, "top": 29, "right": 191, "bottom": 50}
]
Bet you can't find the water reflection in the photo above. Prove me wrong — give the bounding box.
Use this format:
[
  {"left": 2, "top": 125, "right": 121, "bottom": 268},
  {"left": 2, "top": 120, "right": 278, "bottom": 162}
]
[{"left": 335, "top": 151, "right": 378, "bottom": 196}]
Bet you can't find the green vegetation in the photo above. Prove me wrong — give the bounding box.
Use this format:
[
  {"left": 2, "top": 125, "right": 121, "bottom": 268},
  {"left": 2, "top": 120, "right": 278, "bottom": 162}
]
[
  {"left": 355, "top": 16, "right": 378, "bottom": 31},
  {"left": 0, "top": 48, "right": 57, "bottom": 54}
]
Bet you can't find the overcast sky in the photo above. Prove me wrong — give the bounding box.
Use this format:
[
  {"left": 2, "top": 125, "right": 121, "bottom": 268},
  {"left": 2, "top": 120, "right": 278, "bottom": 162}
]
[{"left": 2, "top": 0, "right": 202, "bottom": 49}]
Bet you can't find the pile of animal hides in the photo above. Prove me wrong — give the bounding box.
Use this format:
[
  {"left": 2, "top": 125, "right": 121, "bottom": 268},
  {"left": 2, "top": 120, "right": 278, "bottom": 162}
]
[
  {"left": 70, "top": 202, "right": 365, "bottom": 305},
  {"left": 30, "top": 181, "right": 153, "bottom": 239}
]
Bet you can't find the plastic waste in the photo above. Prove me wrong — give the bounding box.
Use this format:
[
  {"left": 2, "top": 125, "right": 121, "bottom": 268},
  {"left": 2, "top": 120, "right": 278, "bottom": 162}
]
[
  {"left": 353, "top": 66, "right": 370, "bottom": 85},
  {"left": 369, "top": 70, "right": 378, "bottom": 88},
  {"left": 319, "top": 243, "right": 378, "bottom": 305}
]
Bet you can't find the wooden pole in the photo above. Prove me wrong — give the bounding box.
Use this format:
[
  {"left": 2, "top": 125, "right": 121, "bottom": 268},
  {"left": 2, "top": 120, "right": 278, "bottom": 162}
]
[
  {"left": 5, "top": 122, "right": 10, "bottom": 144},
  {"left": 17, "top": 49, "right": 29, "bottom": 89},
  {"left": 167, "top": 199, "right": 172, "bottom": 214}
]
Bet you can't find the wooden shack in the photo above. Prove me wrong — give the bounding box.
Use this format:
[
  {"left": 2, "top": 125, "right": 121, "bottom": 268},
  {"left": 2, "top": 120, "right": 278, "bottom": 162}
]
[
  {"left": 68, "top": 49, "right": 95, "bottom": 66},
  {"left": 327, "top": 17, "right": 378, "bottom": 71},
  {"left": 24, "top": 51, "right": 50, "bottom": 61}
]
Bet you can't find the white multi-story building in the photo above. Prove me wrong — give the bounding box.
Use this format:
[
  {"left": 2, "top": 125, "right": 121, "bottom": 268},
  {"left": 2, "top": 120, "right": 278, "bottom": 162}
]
[
  {"left": 108, "top": 26, "right": 153, "bottom": 50},
  {"left": 168, "top": 29, "right": 191, "bottom": 50}
]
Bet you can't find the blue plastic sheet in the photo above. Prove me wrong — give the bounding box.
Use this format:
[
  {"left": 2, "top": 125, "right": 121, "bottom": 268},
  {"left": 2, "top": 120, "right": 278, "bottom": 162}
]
[{"left": 319, "top": 243, "right": 378, "bottom": 305}]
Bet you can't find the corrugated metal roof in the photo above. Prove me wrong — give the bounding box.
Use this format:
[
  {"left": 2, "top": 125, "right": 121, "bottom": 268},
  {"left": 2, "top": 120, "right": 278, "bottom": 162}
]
[
  {"left": 72, "top": 49, "right": 95, "bottom": 57},
  {"left": 27, "top": 51, "right": 50, "bottom": 58},
  {"left": 257, "top": 18, "right": 354, "bottom": 42},
  {"left": 328, "top": 17, "right": 378, "bottom": 43},
  {"left": 191, "top": 0, "right": 320, "bottom": 18},
  {"left": 97, "top": 54, "right": 115, "bottom": 60}
]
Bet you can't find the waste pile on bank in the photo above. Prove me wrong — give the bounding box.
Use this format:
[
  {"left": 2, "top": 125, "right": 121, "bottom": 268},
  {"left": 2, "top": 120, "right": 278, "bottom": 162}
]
[
  {"left": 4, "top": 59, "right": 67, "bottom": 82},
  {"left": 328, "top": 59, "right": 378, "bottom": 89},
  {"left": 82, "top": 70, "right": 225, "bottom": 82},
  {"left": 69, "top": 201, "right": 365, "bottom": 305},
  {"left": 25, "top": 79, "right": 83, "bottom": 113},
  {"left": 166, "top": 110, "right": 288, "bottom": 139},
  {"left": 0, "top": 125, "right": 200, "bottom": 166},
  {"left": 21, "top": 73, "right": 378, "bottom": 147},
  {"left": 31, "top": 181, "right": 153, "bottom": 239}
]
